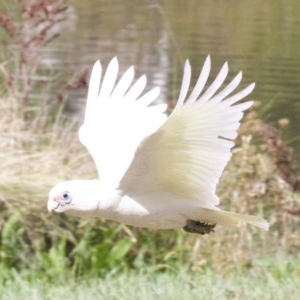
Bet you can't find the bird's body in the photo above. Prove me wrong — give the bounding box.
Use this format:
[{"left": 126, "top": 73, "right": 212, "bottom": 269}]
[
  {"left": 48, "top": 56, "right": 269, "bottom": 234},
  {"left": 50, "top": 179, "right": 267, "bottom": 233}
]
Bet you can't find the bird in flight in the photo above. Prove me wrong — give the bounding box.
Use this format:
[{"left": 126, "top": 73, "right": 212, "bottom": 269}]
[{"left": 47, "top": 56, "right": 269, "bottom": 235}]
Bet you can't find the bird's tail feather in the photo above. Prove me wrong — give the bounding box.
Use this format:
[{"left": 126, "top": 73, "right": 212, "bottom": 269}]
[{"left": 202, "top": 208, "right": 269, "bottom": 231}]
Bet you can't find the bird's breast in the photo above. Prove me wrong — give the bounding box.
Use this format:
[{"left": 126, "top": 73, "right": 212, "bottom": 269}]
[{"left": 107, "top": 193, "right": 188, "bottom": 229}]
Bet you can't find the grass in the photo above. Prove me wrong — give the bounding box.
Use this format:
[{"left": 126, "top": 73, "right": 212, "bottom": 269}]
[
  {"left": 1, "top": 86, "right": 300, "bottom": 298},
  {"left": 1, "top": 255, "right": 299, "bottom": 300},
  {"left": 0, "top": 100, "right": 300, "bottom": 297}
]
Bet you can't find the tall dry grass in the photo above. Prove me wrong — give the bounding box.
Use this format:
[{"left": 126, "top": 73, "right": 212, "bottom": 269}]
[
  {"left": 184, "top": 111, "right": 300, "bottom": 273},
  {"left": 2, "top": 85, "right": 300, "bottom": 278}
]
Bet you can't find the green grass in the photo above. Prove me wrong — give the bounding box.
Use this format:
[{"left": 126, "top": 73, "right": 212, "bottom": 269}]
[{"left": 1, "top": 255, "right": 299, "bottom": 300}]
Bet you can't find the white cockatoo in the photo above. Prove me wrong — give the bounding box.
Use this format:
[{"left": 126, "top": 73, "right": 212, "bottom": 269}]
[{"left": 47, "top": 56, "right": 269, "bottom": 234}]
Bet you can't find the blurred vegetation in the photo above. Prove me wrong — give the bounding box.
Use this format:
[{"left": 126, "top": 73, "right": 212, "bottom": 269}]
[
  {"left": 1, "top": 259, "right": 300, "bottom": 300},
  {"left": 0, "top": 1, "right": 300, "bottom": 297}
]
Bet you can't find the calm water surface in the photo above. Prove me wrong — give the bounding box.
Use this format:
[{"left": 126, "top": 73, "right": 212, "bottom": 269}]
[{"left": 7, "top": 1, "right": 300, "bottom": 154}]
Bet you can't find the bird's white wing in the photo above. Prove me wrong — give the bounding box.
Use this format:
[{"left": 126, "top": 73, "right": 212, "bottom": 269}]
[
  {"left": 120, "top": 56, "right": 254, "bottom": 206},
  {"left": 79, "top": 58, "right": 168, "bottom": 186}
]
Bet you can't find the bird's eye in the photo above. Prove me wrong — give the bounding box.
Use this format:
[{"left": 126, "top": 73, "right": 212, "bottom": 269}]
[{"left": 61, "top": 191, "right": 72, "bottom": 204}]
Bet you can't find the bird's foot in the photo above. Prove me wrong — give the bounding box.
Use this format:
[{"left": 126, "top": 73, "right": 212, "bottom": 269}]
[{"left": 183, "top": 219, "right": 216, "bottom": 235}]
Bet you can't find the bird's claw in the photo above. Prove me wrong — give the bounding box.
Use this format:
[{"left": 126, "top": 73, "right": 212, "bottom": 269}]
[{"left": 183, "top": 219, "right": 216, "bottom": 235}]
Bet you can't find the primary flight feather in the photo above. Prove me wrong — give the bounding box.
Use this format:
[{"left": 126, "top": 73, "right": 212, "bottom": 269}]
[{"left": 48, "top": 56, "right": 269, "bottom": 234}]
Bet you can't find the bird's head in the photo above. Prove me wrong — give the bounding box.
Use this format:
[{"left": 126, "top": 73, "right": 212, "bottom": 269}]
[
  {"left": 47, "top": 180, "right": 104, "bottom": 215},
  {"left": 47, "top": 180, "right": 122, "bottom": 217}
]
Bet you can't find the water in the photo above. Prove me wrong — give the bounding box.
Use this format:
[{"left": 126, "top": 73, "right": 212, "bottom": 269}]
[{"left": 3, "top": 0, "right": 300, "bottom": 153}]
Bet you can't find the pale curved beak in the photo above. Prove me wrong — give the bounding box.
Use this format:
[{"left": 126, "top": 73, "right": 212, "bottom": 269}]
[{"left": 47, "top": 198, "right": 60, "bottom": 212}]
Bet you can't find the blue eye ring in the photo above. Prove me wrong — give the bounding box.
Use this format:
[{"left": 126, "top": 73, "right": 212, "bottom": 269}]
[{"left": 61, "top": 191, "right": 72, "bottom": 204}]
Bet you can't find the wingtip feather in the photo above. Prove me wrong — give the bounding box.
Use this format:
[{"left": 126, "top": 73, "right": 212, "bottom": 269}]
[{"left": 173, "top": 60, "right": 192, "bottom": 111}]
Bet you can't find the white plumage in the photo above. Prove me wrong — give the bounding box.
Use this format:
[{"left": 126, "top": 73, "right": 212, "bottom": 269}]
[{"left": 47, "top": 56, "right": 269, "bottom": 234}]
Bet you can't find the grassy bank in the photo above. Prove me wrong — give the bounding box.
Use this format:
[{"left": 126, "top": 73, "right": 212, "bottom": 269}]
[
  {"left": 0, "top": 90, "right": 300, "bottom": 297},
  {"left": 1, "top": 255, "right": 300, "bottom": 300}
]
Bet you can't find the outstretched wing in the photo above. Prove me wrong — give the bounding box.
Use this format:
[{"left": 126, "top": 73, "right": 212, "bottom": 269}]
[
  {"left": 120, "top": 56, "right": 254, "bottom": 205},
  {"left": 79, "top": 58, "right": 167, "bottom": 186}
]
